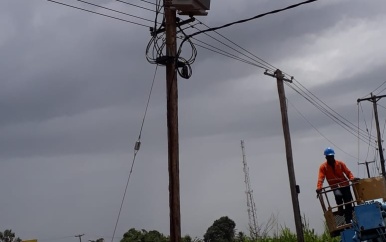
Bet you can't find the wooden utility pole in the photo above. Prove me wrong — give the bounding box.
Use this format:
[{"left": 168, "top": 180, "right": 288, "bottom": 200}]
[
  {"left": 359, "top": 160, "right": 375, "bottom": 178},
  {"left": 265, "top": 69, "right": 304, "bottom": 242},
  {"left": 75, "top": 234, "right": 84, "bottom": 242},
  {"left": 164, "top": 1, "right": 181, "bottom": 242},
  {"left": 357, "top": 93, "right": 386, "bottom": 178}
]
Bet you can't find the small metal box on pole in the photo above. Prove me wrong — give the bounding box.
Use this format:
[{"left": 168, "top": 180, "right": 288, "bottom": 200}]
[{"left": 171, "top": 0, "right": 211, "bottom": 15}]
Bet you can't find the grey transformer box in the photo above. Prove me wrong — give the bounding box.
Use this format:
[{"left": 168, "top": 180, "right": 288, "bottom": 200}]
[{"left": 171, "top": 0, "right": 211, "bottom": 16}]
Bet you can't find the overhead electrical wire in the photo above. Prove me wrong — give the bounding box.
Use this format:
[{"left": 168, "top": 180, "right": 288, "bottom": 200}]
[
  {"left": 375, "top": 85, "right": 386, "bottom": 96},
  {"left": 110, "top": 65, "right": 159, "bottom": 242},
  {"left": 361, "top": 79, "right": 386, "bottom": 98},
  {"left": 74, "top": 0, "right": 157, "bottom": 23},
  {"left": 187, "top": 37, "right": 267, "bottom": 69},
  {"left": 187, "top": 20, "right": 367, "bottom": 149},
  {"left": 47, "top": 0, "right": 152, "bottom": 27},
  {"left": 188, "top": 33, "right": 375, "bottom": 148},
  {"left": 178, "top": 0, "right": 319, "bottom": 56},
  {"left": 115, "top": 0, "right": 158, "bottom": 13},
  {"left": 189, "top": 24, "right": 275, "bottom": 72},
  {"left": 291, "top": 78, "right": 376, "bottom": 141},
  {"left": 285, "top": 82, "right": 377, "bottom": 149},
  {"left": 184, "top": 30, "right": 375, "bottom": 150},
  {"left": 287, "top": 98, "right": 359, "bottom": 160},
  {"left": 378, "top": 103, "right": 386, "bottom": 111},
  {"left": 196, "top": 20, "right": 278, "bottom": 72},
  {"left": 359, "top": 102, "right": 375, "bottom": 162},
  {"left": 181, "top": 24, "right": 377, "bottom": 147},
  {"left": 135, "top": 0, "right": 158, "bottom": 6},
  {"left": 52, "top": 0, "right": 373, "bottom": 169},
  {"left": 184, "top": 18, "right": 374, "bottom": 145}
]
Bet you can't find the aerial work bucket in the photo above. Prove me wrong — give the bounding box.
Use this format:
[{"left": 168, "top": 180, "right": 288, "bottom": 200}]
[
  {"left": 318, "top": 176, "right": 386, "bottom": 237},
  {"left": 352, "top": 176, "right": 386, "bottom": 204}
]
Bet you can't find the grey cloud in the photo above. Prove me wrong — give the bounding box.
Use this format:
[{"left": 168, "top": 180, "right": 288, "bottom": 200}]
[{"left": 2, "top": 0, "right": 386, "bottom": 241}]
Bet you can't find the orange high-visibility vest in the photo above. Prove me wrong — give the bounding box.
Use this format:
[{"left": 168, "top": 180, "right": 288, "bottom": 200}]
[{"left": 317, "top": 160, "right": 354, "bottom": 190}]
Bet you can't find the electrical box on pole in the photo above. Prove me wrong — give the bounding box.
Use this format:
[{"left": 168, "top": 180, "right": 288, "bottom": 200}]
[{"left": 171, "top": 0, "right": 210, "bottom": 15}]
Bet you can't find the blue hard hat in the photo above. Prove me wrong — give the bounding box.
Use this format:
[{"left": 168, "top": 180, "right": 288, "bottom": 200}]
[{"left": 324, "top": 147, "right": 335, "bottom": 156}]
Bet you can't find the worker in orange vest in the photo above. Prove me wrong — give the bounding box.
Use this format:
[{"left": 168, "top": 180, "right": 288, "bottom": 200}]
[{"left": 316, "top": 147, "right": 359, "bottom": 223}]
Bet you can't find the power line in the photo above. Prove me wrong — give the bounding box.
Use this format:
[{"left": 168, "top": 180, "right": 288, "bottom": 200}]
[
  {"left": 110, "top": 65, "right": 159, "bottom": 242},
  {"left": 376, "top": 85, "right": 386, "bottom": 96},
  {"left": 196, "top": 20, "right": 278, "bottom": 72},
  {"left": 115, "top": 0, "right": 158, "bottom": 13},
  {"left": 115, "top": 0, "right": 160, "bottom": 7},
  {"left": 192, "top": 17, "right": 377, "bottom": 144},
  {"left": 359, "top": 102, "right": 374, "bottom": 163},
  {"left": 287, "top": 98, "right": 359, "bottom": 160},
  {"left": 188, "top": 33, "right": 375, "bottom": 149},
  {"left": 136, "top": 0, "right": 158, "bottom": 6},
  {"left": 291, "top": 82, "right": 376, "bottom": 145},
  {"left": 187, "top": 30, "right": 375, "bottom": 147},
  {"left": 74, "top": 0, "right": 156, "bottom": 23},
  {"left": 292, "top": 78, "right": 375, "bottom": 141},
  {"left": 47, "top": 0, "right": 151, "bottom": 27},
  {"left": 361, "top": 79, "right": 386, "bottom": 98},
  {"left": 186, "top": 33, "right": 377, "bottom": 146},
  {"left": 189, "top": 38, "right": 267, "bottom": 69},
  {"left": 285, "top": 82, "right": 377, "bottom": 148},
  {"left": 178, "top": 0, "right": 319, "bottom": 54},
  {"left": 189, "top": 24, "right": 275, "bottom": 71}
]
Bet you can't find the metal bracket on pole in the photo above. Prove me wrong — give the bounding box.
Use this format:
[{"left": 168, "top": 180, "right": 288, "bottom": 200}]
[
  {"left": 264, "top": 69, "right": 294, "bottom": 83},
  {"left": 151, "top": 17, "right": 195, "bottom": 35}
]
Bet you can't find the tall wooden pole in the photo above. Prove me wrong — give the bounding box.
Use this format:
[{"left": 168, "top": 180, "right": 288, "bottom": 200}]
[
  {"left": 358, "top": 93, "right": 386, "bottom": 178},
  {"left": 164, "top": 1, "right": 181, "bottom": 242},
  {"left": 372, "top": 94, "right": 386, "bottom": 178},
  {"left": 275, "top": 70, "right": 304, "bottom": 242},
  {"left": 75, "top": 234, "right": 84, "bottom": 242}
]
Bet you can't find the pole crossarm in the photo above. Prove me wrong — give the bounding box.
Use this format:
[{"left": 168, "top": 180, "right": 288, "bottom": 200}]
[
  {"left": 152, "top": 17, "right": 196, "bottom": 35},
  {"left": 357, "top": 94, "right": 386, "bottom": 103},
  {"left": 264, "top": 69, "right": 293, "bottom": 83}
]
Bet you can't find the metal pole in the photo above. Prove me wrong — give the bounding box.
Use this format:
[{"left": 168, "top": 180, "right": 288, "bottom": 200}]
[
  {"left": 275, "top": 70, "right": 304, "bottom": 242},
  {"left": 164, "top": 1, "right": 181, "bottom": 241}
]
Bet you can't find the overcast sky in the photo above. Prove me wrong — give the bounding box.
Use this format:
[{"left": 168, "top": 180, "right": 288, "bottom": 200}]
[{"left": 1, "top": 0, "right": 386, "bottom": 241}]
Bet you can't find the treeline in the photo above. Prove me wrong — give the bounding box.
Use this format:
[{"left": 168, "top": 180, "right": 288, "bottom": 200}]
[
  {"left": 119, "top": 216, "right": 340, "bottom": 242},
  {"left": 1, "top": 216, "right": 340, "bottom": 242}
]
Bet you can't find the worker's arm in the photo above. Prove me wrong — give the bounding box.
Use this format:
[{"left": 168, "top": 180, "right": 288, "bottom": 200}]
[
  {"left": 317, "top": 165, "right": 326, "bottom": 191},
  {"left": 341, "top": 162, "right": 355, "bottom": 180}
]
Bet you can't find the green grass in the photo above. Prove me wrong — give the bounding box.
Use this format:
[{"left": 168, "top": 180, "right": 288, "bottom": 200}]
[{"left": 238, "top": 219, "right": 341, "bottom": 242}]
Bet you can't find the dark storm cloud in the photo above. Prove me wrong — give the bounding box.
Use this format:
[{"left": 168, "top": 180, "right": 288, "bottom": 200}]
[
  {"left": 193, "top": 0, "right": 385, "bottom": 67},
  {"left": 1, "top": 0, "right": 386, "bottom": 241}
]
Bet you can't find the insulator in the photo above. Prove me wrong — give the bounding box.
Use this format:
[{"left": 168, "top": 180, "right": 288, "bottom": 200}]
[{"left": 134, "top": 141, "right": 141, "bottom": 151}]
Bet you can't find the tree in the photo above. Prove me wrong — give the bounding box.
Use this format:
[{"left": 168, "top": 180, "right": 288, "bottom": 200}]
[
  {"left": 121, "top": 228, "right": 167, "bottom": 242},
  {"left": 89, "top": 238, "right": 104, "bottom": 242},
  {"left": 235, "top": 232, "right": 247, "bottom": 242},
  {"left": 203, "top": 216, "right": 236, "bottom": 242},
  {"left": 0, "top": 230, "right": 21, "bottom": 242}
]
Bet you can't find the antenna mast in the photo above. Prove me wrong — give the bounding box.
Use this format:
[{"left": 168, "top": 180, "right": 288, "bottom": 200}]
[{"left": 241, "top": 140, "right": 259, "bottom": 239}]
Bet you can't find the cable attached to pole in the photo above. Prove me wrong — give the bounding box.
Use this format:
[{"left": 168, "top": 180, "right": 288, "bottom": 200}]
[{"left": 110, "top": 65, "right": 158, "bottom": 242}]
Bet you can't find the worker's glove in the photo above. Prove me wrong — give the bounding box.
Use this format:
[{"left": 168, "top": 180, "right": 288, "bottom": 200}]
[
  {"left": 352, "top": 177, "right": 360, "bottom": 182},
  {"left": 316, "top": 189, "right": 321, "bottom": 198}
]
